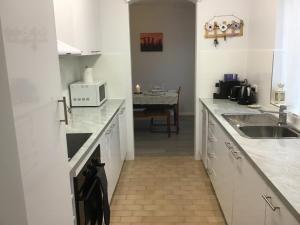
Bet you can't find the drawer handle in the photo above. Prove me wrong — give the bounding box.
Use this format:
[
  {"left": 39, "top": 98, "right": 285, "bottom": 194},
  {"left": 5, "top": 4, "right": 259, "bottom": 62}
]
[
  {"left": 231, "top": 150, "right": 241, "bottom": 160},
  {"left": 225, "top": 142, "right": 233, "bottom": 150},
  {"left": 208, "top": 136, "right": 216, "bottom": 142},
  {"left": 207, "top": 169, "right": 213, "bottom": 175},
  {"left": 208, "top": 153, "right": 216, "bottom": 159},
  {"left": 262, "top": 194, "right": 280, "bottom": 211}
]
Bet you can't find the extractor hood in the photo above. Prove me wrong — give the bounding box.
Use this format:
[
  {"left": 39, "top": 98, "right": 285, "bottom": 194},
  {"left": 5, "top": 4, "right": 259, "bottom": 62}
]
[{"left": 57, "top": 40, "right": 82, "bottom": 56}]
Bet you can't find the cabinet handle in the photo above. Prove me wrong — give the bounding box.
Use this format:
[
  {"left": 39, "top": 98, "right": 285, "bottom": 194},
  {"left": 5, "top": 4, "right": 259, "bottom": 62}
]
[
  {"left": 207, "top": 169, "right": 213, "bottom": 175},
  {"left": 262, "top": 194, "right": 280, "bottom": 211},
  {"left": 208, "top": 153, "right": 216, "bottom": 159},
  {"left": 119, "top": 108, "right": 125, "bottom": 115},
  {"left": 208, "top": 136, "right": 216, "bottom": 142},
  {"left": 232, "top": 151, "right": 241, "bottom": 160},
  {"left": 225, "top": 142, "right": 233, "bottom": 150},
  {"left": 90, "top": 50, "right": 101, "bottom": 53},
  {"left": 58, "top": 97, "right": 68, "bottom": 125}
]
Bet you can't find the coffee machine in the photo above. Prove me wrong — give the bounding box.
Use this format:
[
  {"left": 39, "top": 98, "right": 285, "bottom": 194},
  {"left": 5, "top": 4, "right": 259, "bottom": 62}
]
[{"left": 213, "top": 80, "right": 241, "bottom": 99}]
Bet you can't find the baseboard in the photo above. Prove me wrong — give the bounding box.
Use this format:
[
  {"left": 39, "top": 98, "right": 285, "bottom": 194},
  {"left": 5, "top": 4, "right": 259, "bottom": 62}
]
[{"left": 180, "top": 112, "right": 195, "bottom": 116}]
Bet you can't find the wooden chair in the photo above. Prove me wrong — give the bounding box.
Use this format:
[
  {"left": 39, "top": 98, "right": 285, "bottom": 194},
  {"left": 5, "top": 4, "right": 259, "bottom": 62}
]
[
  {"left": 150, "top": 86, "right": 181, "bottom": 134},
  {"left": 134, "top": 109, "right": 171, "bottom": 137}
]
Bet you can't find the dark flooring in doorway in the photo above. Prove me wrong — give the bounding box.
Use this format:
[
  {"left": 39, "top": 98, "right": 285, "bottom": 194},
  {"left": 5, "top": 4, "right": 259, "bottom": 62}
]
[{"left": 134, "top": 116, "right": 194, "bottom": 156}]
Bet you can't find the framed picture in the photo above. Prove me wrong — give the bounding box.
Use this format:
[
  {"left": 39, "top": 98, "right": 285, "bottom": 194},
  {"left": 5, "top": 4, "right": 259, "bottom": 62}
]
[{"left": 140, "top": 33, "right": 163, "bottom": 52}]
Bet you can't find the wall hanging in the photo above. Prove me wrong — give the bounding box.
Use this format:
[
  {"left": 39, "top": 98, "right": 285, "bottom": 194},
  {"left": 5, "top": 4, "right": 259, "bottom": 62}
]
[
  {"left": 204, "top": 15, "right": 244, "bottom": 47},
  {"left": 140, "top": 33, "right": 163, "bottom": 52}
]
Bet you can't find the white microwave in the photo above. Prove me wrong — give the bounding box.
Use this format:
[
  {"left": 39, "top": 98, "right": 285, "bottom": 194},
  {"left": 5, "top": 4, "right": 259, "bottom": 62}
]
[{"left": 70, "top": 81, "right": 107, "bottom": 107}]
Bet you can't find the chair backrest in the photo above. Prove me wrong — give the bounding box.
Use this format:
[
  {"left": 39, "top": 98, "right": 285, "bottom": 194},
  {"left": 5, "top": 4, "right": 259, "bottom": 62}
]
[{"left": 177, "top": 86, "right": 181, "bottom": 104}]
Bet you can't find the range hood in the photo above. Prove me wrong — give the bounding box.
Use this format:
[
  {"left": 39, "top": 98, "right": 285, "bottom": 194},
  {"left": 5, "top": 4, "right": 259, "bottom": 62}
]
[{"left": 57, "top": 40, "right": 82, "bottom": 56}]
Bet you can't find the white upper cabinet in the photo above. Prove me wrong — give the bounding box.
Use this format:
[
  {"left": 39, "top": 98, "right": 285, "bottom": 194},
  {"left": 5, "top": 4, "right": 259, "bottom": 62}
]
[
  {"left": 72, "top": 0, "right": 101, "bottom": 55},
  {"left": 53, "top": 0, "right": 101, "bottom": 55},
  {"left": 53, "top": 0, "right": 75, "bottom": 46}
]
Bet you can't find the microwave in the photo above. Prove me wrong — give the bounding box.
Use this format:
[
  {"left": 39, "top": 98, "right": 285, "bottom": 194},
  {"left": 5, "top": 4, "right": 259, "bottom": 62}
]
[{"left": 70, "top": 81, "right": 107, "bottom": 107}]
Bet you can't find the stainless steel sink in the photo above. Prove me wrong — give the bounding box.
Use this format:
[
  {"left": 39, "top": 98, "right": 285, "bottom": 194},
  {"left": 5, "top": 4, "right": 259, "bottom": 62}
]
[
  {"left": 222, "top": 113, "right": 300, "bottom": 139},
  {"left": 239, "top": 126, "right": 300, "bottom": 138}
]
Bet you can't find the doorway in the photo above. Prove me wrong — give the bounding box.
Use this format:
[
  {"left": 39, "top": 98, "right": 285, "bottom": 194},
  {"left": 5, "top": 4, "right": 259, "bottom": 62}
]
[{"left": 129, "top": 0, "right": 196, "bottom": 156}]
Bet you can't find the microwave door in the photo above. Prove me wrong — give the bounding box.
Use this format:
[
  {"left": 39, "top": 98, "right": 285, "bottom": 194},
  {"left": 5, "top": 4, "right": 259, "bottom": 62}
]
[{"left": 99, "top": 85, "right": 106, "bottom": 102}]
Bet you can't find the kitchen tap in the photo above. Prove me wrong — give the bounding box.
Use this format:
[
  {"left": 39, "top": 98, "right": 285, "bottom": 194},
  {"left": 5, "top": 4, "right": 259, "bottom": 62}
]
[{"left": 259, "top": 105, "right": 287, "bottom": 126}]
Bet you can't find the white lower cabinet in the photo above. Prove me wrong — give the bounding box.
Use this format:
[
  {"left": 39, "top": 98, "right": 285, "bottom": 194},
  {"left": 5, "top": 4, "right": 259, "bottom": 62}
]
[
  {"left": 118, "top": 106, "right": 128, "bottom": 162},
  {"left": 232, "top": 150, "right": 267, "bottom": 225},
  {"left": 265, "top": 188, "right": 299, "bottom": 225},
  {"left": 208, "top": 115, "right": 234, "bottom": 224},
  {"left": 100, "top": 113, "right": 124, "bottom": 202},
  {"left": 205, "top": 112, "right": 300, "bottom": 225}
]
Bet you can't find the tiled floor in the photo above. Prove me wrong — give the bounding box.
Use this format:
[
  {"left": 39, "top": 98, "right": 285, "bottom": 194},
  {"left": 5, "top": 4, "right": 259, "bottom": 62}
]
[
  {"left": 110, "top": 156, "right": 226, "bottom": 225},
  {"left": 134, "top": 116, "right": 194, "bottom": 156}
]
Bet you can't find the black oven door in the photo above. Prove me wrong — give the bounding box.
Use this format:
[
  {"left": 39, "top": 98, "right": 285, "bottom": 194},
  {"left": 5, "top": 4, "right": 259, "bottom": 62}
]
[{"left": 76, "top": 176, "right": 103, "bottom": 225}]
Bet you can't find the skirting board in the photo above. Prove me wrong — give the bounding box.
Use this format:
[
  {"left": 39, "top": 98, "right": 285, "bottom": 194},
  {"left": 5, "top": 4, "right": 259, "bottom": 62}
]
[{"left": 180, "top": 112, "right": 195, "bottom": 116}]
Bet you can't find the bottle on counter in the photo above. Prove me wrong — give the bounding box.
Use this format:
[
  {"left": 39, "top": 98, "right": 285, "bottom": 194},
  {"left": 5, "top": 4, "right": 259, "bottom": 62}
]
[{"left": 274, "top": 83, "right": 285, "bottom": 104}]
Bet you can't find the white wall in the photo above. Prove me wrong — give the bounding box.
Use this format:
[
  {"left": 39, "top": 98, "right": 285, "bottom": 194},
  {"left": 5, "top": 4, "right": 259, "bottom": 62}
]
[
  {"left": 130, "top": 2, "right": 196, "bottom": 115},
  {"left": 56, "top": 0, "right": 135, "bottom": 160},
  {"left": 195, "top": 0, "right": 250, "bottom": 159},
  {"left": 59, "top": 56, "right": 82, "bottom": 109},
  {"left": 194, "top": 0, "right": 278, "bottom": 159},
  {"left": 80, "top": 0, "right": 135, "bottom": 160},
  {"left": 246, "top": 0, "right": 278, "bottom": 106}
]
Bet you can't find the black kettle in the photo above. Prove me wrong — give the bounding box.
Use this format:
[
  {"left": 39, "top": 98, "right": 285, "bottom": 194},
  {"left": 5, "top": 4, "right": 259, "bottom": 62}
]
[{"left": 238, "top": 81, "right": 256, "bottom": 105}]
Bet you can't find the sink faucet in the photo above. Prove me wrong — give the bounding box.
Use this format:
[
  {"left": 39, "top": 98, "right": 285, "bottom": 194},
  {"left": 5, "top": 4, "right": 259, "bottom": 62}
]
[{"left": 259, "top": 105, "right": 288, "bottom": 126}]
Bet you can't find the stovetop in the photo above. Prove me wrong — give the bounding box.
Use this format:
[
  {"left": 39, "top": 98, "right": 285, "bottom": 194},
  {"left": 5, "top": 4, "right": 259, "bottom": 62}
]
[{"left": 66, "top": 133, "right": 92, "bottom": 160}]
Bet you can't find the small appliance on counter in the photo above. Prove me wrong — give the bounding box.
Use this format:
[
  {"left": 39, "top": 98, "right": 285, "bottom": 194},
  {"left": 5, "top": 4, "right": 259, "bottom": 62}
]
[
  {"left": 229, "top": 85, "right": 242, "bottom": 101},
  {"left": 70, "top": 80, "right": 107, "bottom": 107},
  {"left": 213, "top": 74, "right": 241, "bottom": 99},
  {"left": 238, "top": 80, "right": 257, "bottom": 105}
]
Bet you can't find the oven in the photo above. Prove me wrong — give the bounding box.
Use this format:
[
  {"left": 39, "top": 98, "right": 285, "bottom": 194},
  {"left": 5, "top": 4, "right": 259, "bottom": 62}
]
[{"left": 73, "top": 145, "right": 110, "bottom": 225}]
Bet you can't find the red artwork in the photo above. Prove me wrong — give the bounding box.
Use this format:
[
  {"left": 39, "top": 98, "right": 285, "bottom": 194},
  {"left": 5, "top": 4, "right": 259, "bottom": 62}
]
[{"left": 140, "top": 33, "right": 163, "bottom": 52}]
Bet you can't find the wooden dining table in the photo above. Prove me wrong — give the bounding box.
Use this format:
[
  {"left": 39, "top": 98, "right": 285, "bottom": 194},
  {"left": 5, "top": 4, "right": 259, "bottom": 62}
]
[
  {"left": 133, "top": 91, "right": 180, "bottom": 133},
  {"left": 133, "top": 91, "right": 178, "bottom": 105}
]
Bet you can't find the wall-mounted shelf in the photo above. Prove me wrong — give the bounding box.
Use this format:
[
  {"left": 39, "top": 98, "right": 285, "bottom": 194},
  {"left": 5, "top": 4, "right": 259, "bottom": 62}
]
[{"left": 204, "top": 15, "right": 244, "bottom": 39}]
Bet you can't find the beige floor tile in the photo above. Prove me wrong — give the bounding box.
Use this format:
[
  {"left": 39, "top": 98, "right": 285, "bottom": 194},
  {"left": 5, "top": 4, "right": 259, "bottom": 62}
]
[{"left": 110, "top": 156, "right": 225, "bottom": 225}]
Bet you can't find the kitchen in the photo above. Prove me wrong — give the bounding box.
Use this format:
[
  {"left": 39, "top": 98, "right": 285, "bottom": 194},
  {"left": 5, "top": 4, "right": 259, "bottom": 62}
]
[{"left": 0, "top": 0, "right": 300, "bottom": 225}]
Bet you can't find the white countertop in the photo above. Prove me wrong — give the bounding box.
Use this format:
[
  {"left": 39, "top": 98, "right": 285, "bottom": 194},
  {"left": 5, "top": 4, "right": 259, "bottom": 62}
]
[
  {"left": 66, "top": 99, "right": 125, "bottom": 174},
  {"left": 200, "top": 98, "right": 300, "bottom": 220}
]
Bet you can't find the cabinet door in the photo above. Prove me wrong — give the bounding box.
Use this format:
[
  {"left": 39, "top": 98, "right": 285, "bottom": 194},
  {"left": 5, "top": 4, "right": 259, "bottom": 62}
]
[
  {"left": 207, "top": 129, "right": 217, "bottom": 188},
  {"left": 201, "top": 107, "right": 208, "bottom": 168},
  {"left": 265, "top": 188, "right": 299, "bottom": 225},
  {"left": 1, "top": 1, "right": 74, "bottom": 224},
  {"left": 214, "top": 131, "right": 235, "bottom": 225},
  {"left": 72, "top": 0, "right": 101, "bottom": 55},
  {"left": 232, "top": 152, "right": 267, "bottom": 225},
  {"left": 118, "top": 106, "right": 127, "bottom": 162},
  {"left": 112, "top": 116, "right": 122, "bottom": 176},
  {"left": 100, "top": 134, "right": 114, "bottom": 202}
]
